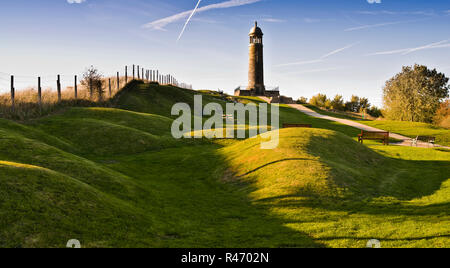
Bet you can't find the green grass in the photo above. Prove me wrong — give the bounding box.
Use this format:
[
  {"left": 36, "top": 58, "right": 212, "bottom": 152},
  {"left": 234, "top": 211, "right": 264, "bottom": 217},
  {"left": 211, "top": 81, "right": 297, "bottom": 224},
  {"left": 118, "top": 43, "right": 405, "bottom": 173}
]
[
  {"left": 0, "top": 81, "right": 448, "bottom": 248},
  {"left": 358, "top": 120, "right": 450, "bottom": 147},
  {"left": 222, "top": 129, "right": 450, "bottom": 248}
]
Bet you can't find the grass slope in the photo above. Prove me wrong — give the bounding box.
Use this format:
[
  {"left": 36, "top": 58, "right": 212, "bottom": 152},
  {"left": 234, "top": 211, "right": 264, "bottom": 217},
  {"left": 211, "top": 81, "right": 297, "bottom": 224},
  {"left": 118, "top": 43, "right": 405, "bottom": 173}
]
[
  {"left": 222, "top": 128, "right": 450, "bottom": 248},
  {"left": 0, "top": 82, "right": 448, "bottom": 248}
]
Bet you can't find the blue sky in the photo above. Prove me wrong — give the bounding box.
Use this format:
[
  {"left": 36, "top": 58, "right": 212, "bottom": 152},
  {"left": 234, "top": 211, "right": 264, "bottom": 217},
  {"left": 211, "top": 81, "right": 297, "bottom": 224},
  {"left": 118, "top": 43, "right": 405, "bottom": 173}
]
[{"left": 0, "top": 0, "right": 449, "bottom": 106}]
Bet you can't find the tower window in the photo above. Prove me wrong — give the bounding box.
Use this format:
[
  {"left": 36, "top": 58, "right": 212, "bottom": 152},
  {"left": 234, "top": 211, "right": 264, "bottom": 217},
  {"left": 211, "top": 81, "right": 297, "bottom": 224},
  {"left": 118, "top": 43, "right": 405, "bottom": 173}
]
[{"left": 250, "top": 37, "right": 262, "bottom": 44}]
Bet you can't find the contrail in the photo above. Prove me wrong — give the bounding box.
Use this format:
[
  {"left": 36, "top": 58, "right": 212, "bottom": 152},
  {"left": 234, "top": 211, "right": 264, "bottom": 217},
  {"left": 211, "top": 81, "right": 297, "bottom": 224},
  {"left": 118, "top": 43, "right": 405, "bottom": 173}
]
[{"left": 177, "top": 0, "right": 202, "bottom": 42}]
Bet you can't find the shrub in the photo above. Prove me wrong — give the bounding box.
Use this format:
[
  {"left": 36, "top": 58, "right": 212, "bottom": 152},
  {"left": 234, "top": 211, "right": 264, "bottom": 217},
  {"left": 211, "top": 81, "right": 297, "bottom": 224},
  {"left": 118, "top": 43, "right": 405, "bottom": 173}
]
[
  {"left": 309, "top": 93, "right": 329, "bottom": 108},
  {"left": 296, "top": 97, "right": 308, "bottom": 104},
  {"left": 330, "top": 95, "right": 345, "bottom": 111},
  {"left": 81, "top": 66, "right": 105, "bottom": 101},
  {"left": 434, "top": 100, "right": 450, "bottom": 128}
]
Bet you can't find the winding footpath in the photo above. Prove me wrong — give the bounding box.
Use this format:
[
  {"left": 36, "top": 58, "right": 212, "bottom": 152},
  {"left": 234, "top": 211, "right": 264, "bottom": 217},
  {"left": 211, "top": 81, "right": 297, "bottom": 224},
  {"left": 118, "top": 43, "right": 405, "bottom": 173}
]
[{"left": 286, "top": 103, "right": 449, "bottom": 149}]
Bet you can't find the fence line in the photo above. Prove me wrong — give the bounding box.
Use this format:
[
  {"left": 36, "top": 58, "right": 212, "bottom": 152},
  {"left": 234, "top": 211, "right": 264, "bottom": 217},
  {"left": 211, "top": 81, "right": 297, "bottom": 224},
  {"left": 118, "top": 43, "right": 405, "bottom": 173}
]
[{"left": 0, "top": 65, "right": 193, "bottom": 115}]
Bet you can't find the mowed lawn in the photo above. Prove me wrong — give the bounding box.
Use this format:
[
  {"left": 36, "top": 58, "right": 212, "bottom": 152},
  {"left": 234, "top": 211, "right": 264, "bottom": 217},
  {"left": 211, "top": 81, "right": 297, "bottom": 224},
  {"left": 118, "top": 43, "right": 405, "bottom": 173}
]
[
  {"left": 223, "top": 129, "right": 450, "bottom": 248},
  {"left": 358, "top": 120, "right": 450, "bottom": 147},
  {"left": 298, "top": 104, "right": 450, "bottom": 147},
  {"left": 0, "top": 82, "right": 448, "bottom": 248}
]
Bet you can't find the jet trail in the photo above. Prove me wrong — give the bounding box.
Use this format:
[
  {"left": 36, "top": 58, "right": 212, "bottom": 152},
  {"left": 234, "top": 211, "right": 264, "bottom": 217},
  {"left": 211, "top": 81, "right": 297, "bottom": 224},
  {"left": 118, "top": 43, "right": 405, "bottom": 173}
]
[{"left": 177, "top": 0, "right": 202, "bottom": 42}]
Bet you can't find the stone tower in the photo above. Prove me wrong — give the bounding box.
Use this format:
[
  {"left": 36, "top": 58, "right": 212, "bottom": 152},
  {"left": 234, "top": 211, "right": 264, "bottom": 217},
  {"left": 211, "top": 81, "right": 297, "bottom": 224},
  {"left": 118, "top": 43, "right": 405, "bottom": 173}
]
[{"left": 247, "top": 21, "right": 265, "bottom": 95}]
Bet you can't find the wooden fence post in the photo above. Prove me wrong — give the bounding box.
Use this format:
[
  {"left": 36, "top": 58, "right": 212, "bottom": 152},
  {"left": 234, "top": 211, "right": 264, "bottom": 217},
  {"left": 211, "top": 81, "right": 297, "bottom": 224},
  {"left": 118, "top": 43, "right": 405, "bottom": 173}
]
[
  {"left": 117, "top": 72, "right": 120, "bottom": 91},
  {"left": 89, "top": 78, "right": 93, "bottom": 99},
  {"left": 74, "top": 75, "right": 78, "bottom": 100},
  {"left": 10, "top": 75, "right": 15, "bottom": 112},
  {"left": 125, "top": 66, "right": 128, "bottom": 83},
  {"left": 38, "top": 77, "right": 42, "bottom": 107},
  {"left": 57, "top": 75, "right": 61, "bottom": 102},
  {"left": 133, "top": 65, "right": 135, "bottom": 80},
  {"left": 137, "top": 65, "right": 140, "bottom": 79},
  {"left": 109, "top": 78, "right": 112, "bottom": 98}
]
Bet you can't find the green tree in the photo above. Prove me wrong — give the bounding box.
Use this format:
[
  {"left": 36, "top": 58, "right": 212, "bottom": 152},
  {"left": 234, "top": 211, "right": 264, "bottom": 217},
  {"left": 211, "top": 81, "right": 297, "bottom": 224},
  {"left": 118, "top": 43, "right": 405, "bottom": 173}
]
[
  {"left": 359, "top": 97, "right": 371, "bottom": 112},
  {"left": 309, "top": 93, "right": 329, "bottom": 108},
  {"left": 345, "top": 95, "right": 360, "bottom": 112},
  {"left": 330, "top": 95, "right": 345, "bottom": 111},
  {"left": 367, "top": 106, "right": 382, "bottom": 118},
  {"left": 433, "top": 99, "right": 450, "bottom": 127},
  {"left": 296, "top": 97, "right": 308, "bottom": 104},
  {"left": 383, "top": 64, "right": 449, "bottom": 122}
]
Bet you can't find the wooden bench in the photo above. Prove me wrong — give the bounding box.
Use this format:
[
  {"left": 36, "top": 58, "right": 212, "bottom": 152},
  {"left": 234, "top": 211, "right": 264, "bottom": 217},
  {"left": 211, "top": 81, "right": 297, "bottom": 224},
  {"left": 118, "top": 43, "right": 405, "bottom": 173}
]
[
  {"left": 282, "top": 124, "right": 312, "bottom": 128},
  {"left": 412, "top": 136, "right": 436, "bottom": 147},
  {"left": 358, "top": 131, "right": 390, "bottom": 145}
]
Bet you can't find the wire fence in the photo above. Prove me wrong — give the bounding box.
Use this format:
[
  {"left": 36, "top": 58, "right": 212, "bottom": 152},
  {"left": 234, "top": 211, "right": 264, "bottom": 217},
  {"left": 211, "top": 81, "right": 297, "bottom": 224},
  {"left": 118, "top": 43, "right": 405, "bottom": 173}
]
[{"left": 0, "top": 65, "right": 193, "bottom": 120}]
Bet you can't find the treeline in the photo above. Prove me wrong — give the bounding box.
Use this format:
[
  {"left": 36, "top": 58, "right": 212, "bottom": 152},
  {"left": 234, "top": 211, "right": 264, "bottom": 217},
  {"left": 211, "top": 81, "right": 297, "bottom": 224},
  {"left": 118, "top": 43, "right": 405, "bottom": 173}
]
[
  {"left": 297, "top": 94, "right": 382, "bottom": 118},
  {"left": 297, "top": 64, "right": 449, "bottom": 125}
]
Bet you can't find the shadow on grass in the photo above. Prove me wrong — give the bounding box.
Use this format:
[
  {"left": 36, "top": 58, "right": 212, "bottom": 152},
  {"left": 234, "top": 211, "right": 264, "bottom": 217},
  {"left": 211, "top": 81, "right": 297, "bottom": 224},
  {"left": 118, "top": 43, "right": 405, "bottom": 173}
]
[{"left": 105, "top": 144, "right": 325, "bottom": 248}]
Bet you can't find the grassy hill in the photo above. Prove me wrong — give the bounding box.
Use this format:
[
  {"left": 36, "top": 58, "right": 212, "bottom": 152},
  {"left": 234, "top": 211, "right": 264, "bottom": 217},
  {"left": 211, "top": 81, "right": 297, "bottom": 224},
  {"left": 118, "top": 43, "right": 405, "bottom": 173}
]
[
  {"left": 0, "top": 82, "right": 448, "bottom": 248},
  {"left": 222, "top": 129, "right": 450, "bottom": 247}
]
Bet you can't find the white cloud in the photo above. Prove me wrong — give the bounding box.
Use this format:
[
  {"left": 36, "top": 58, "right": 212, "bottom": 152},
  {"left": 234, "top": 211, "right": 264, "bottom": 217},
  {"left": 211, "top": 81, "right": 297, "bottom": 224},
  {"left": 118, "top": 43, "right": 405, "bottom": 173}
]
[
  {"left": 275, "top": 43, "right": 358, "bottom": 67},
  {"left": 284, "top": 67, "right": 342, "bottom": 75},
  {"left": 367, "top": 40, "right": 450, "bottom": 56},
  {"left": 143, "top": 0, "right": 262, "bottom": 30},
  {"left": 67, "top": 0, "right": 86, "bottom": 4},
  {"left": 321, "top": 43, "right": 358, "bottom": 58},
  {"left": 261, "top": 18, "right": 286, "bottom": 23},
  {"left": 344, "top": 20, "right": 418, "bottom": 32},
  {"left": 356, "top": 10, "right": 435, "bottom": 16}
]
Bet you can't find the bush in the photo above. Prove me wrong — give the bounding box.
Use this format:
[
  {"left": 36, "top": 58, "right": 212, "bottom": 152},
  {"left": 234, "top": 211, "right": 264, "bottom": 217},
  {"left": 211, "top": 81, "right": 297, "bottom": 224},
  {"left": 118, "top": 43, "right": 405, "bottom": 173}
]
[
  {"left": 309, "top": 94, "right": 329, "bottom": 108},
  {"left": 296, "top": 97, "right": 308, "bottom": 104},
  {"left": 434, "top": 100, "right": 450, "bottom": 128},
  {"left": 367, "top": 106, "right": 382, "bottom": 118},
  {"left": 81, "top": 66, "right": 105, "bottom": 101},
  {"left": 330, "top": 95, "right": 345, "bottom": 111}
]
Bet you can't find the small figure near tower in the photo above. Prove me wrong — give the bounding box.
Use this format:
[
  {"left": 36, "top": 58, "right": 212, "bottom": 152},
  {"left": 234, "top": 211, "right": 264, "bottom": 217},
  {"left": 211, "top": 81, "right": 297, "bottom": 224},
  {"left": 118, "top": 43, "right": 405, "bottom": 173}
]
[{"left": 247, "top": 21, "right": 265, "bottom": 95}]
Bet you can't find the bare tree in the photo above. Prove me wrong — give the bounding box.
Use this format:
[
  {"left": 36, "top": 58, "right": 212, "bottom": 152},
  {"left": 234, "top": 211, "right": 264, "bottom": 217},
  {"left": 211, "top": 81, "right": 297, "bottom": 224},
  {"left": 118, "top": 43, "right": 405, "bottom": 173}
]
[{"left": 81, "top": 66, "right": 104, "bottom": 101}]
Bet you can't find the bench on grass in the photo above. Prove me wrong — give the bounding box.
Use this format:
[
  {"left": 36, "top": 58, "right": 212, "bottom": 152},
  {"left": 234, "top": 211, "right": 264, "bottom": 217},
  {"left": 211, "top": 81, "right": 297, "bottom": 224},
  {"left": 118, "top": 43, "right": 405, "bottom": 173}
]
[
  {"left": 282, "top": 124, "right": 312, "bottom": 128},
  {"left": 412, "top": 136, "right": 436, "bottom": 147},
  {"left": 358, "top": 131, "right": 390, "bottom": 145}
]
